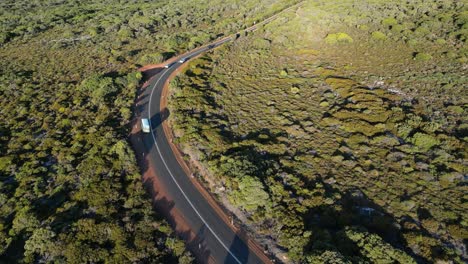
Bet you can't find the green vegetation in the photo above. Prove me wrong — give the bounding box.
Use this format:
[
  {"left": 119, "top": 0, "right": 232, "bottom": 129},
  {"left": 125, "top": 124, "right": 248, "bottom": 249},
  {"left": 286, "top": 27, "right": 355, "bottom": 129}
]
[
  {"left": 229, "top": 176, "right": 271, "bottom": 212},
  {"left": 169, "top": 0, "right": 467, "bottom": 262},
  {"left": 325, "top": 33, "right": 354, "bottom": 44},
  {"left": 0, "top": 68, "right": 194, "bottom": 262},
  {"left": 371, "top": 31, "right": 387, "bottom": 41},
  {"left": 0, "top": 0, "right": 302, "bottom": 262},
  {"left": 414, "top": 52, "right": 433, "bottom": 61},
  {"left": 382, "top": 17, "right": 398, "bottom": 27}
]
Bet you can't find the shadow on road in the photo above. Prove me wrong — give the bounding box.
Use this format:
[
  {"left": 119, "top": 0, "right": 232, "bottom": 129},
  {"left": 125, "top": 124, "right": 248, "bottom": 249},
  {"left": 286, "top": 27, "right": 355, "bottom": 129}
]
[
  {"left": 141, "top": 67, "right": 163, "bottom": 81},
  {"left": 150, "top": 107, "right": 170, "bottom": 131},
  {"left": 134, "top": 65, "right": 170, "bottom": 124},
  {"left": 187, "top": 224, "right": 212, "bottom": 263},
  {"left": 224, "top": 229, "right": 249, "bottom": 264},
  {"left": 135, "top": 140, "right": 212, "bottom": 263}
]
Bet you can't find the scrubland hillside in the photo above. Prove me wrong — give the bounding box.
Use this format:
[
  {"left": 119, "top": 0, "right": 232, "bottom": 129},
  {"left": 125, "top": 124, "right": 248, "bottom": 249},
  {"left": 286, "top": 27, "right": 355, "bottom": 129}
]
[
  {"left": 169, "top": 0, "right": 467, "bottom": 262},
  {"left": 0, "top": 0, "right": 299, "bottom": 262}
]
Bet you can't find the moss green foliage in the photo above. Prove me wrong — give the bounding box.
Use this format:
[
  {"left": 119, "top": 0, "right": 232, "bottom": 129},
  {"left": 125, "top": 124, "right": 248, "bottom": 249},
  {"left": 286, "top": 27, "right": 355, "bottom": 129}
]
[
  {"left": 342, "top": 227, "right": 417, "bottom": 264},
  {"left": 410, "top": 132, "right": 440, "bottom": 151},
  {"left": 325, "top": 32, "right": 353, "bottom": 44},
  {"left": 0, "top": 0, "right": 302, "bottom": 262},
  {"left": 382, "top": 17, "right": 398, "bottom": 27},
  {"left": 371, "top": 31, "right": 387, "bottom": 41},
  {"left": 414, "top": 52, "right": 433, "bottom": 61},
  {"left": 138, "top": 52, "right": 165, "bottom": 65},
  {"left": 229, "top": 176, "right": 271, "bottom": 212},
  {"left": 0, "top": 69, "right": 192, "bottom": 263},
  {"left": 169, "top": 0, "right": 467, "bottom": 263}
]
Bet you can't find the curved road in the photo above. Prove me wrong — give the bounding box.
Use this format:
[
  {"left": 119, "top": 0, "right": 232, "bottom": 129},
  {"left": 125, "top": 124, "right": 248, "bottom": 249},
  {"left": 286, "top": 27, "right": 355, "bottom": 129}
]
[
  {"left": 137, "top": 37, "right": 269, "bottom": 264},
  {"left": 133, "top": 3, "right": 305, "bottom": 262}
]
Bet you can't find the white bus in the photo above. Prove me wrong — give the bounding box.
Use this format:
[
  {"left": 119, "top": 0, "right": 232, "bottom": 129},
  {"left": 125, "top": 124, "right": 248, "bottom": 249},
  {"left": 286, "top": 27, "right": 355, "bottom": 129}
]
[{"left": 141, "top": 118, "right": 150, "bottom": 133}]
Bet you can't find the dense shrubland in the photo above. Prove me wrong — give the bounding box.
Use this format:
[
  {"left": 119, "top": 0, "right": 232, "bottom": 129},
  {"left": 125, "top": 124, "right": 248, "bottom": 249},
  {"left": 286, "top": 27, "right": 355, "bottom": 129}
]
[
  {"left": 169, "top": 0, "right": 467, "bottom": 262},
  {"left": 0, "top": 0, "right": 301, "bottom": 262}
]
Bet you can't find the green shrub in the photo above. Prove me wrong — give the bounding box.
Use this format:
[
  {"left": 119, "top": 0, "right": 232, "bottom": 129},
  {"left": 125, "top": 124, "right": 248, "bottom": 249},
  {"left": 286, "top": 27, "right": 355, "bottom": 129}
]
[
  {"left": 228, "top": 176, "right": 271, "bottom": 212},
  {"left": 447, "top": 105, "right": 464, "bottom": 114},
  {"left": 117, "top": 27, "right": 133, "bottom": 39},
  {"left": 252, "top": 38, "right": 271, "bottom": 49},
  {"left": 457, "top": 28, "right": 468, "bottom": 42},
  {"left": 448, "top": 224, "right": 468, "bottom": 240},
  {"left": 414, "top": 52, "right": 433, "bottom": 61},
  {"left": 358, "top": 24, "right": 369, "bottom": 31},
  {"left": 407, "top": 39, "right": 418, "bottom": 46},
  {"left": 319, "top": 101, "right": 329, "bottom": 107},
  {"left": 411, "top": 132, "right": 439, "bottom": 151},
  {"left": 456, "top": 11, "right": 468, "bottom": 25},
  {"left": 290, "top": 87, "right": 300, "bottom": 94},
  {"left": 414, "top": 26, "right": 430, "bottom": 37},
  {"left": 371, "top": 31, "right": 387, "bottom": 41},
  {"left": 343, "top": 227, "right": 416, "bottom": 264},
  {"left": 139, "top": 52, "right": 164, "bottom": 64},
  {"left": 457, "top": 56, "right": 467, "bottom": 63},
  {"left": 382, "top": 17, "right": 398, "bottom": 27},
  {"left": 391, "top": 24, "right": 404, "bottom": 33},
  {"left": 341, "top": 120, "right": 386, "bottom": 136},
  {"left": 325, "top": 32, "right": 353, "bottom": 44},
  {"left": 0, "top": 156, "right": 13, "bottom": 172},
  {"left": 0, "top": 32, "right": 11, "bottom": 44}
]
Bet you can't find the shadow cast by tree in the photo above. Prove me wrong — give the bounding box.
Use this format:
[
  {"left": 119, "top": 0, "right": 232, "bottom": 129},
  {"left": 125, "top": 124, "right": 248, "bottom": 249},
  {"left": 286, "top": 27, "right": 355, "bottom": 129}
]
[
  {"left": 224, "top": 228, "right": 250, "bottom": 264},
  {"left": 301, "top": 182, "right": 431, "bottom": 263}
]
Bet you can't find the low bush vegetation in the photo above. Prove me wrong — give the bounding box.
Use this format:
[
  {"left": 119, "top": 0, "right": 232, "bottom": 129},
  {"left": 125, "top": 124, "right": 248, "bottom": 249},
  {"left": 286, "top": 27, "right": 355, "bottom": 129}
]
[
  {"left": 169, "top": 0, "right": 467, "bottom": 262},
  {"left": 0, "top": 0, "right": 301, "bottom": 262},
  {"left": 371, "top": 31, "right": 387, "bottom": 41},
  {"left": 324, "top": 32, "right": 353, "bottom": 44}
]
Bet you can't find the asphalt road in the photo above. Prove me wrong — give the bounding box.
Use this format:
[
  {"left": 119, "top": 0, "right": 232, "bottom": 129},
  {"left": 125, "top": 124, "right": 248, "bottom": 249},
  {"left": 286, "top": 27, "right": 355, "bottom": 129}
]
[{"left": 138, "top": 38, "right": 268, "bottom": 264}]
